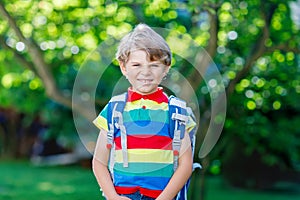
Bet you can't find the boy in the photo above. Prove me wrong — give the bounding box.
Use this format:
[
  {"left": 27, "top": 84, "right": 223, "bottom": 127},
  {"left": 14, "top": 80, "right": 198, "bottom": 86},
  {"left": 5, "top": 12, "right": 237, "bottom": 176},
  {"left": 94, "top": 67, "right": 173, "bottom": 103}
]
[{"left": 92, "top": 24, "right": 195, "bottom": 200}]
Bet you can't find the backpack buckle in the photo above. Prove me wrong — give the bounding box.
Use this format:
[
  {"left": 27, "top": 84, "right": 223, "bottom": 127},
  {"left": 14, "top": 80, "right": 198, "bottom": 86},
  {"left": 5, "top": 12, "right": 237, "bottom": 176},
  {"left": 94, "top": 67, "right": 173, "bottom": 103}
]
[{"left": 172, "top": 113, "right": 188, "bottom": 125}]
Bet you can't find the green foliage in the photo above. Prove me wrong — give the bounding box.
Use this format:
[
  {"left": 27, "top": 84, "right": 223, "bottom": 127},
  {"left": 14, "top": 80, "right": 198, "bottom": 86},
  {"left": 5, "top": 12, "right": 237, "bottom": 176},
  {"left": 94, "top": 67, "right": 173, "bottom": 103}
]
[{"left": 224, "top": 46, "right": 300, "bottom": 167}]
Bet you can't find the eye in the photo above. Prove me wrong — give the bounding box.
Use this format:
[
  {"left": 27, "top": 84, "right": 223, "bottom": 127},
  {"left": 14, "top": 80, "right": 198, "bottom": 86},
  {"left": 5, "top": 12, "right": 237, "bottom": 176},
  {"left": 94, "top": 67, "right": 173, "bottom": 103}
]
[
  {"left": 132, "top": 63, "right": 140, "bottom": 67},
  {"left": 150, "top": 64, "right": 159, "bottom": 68}
]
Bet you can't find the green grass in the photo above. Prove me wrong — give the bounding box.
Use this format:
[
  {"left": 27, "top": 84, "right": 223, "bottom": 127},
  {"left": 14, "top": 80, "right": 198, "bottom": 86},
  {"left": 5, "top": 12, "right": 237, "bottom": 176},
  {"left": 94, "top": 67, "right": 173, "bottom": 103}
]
[
  {"left": 0, "top": 160, "right": 102, "bottom": 200},
  {"left": 190, "top": 171, "right": 300, "bottom": 200},
  {"left": 0, "top": 160, "right": 299, "bottom": 200}
]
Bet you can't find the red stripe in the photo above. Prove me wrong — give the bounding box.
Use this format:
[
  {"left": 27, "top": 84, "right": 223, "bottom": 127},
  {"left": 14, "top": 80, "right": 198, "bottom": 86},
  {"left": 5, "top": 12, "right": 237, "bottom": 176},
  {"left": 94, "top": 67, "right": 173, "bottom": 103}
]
[
  {"left": 140, "top": 187, "right": 162, "bottom": 198},
  {"left": 115, "top": 135, "right": 172, "bottom": 150},
  {"left": 115, "top": 186, "right": 162, "bottom": 198},
  {"left": 127, "top": 87, "right": 168, "bottom": 103},
  {"left": 115, "top": 186, "right": 138, "bottom": 194}
]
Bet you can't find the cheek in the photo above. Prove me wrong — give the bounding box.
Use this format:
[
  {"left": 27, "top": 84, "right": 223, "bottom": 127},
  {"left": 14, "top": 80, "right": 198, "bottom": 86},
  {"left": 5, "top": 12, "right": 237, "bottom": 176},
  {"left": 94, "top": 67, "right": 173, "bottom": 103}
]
[
  {"left": 126, "top": 70, "right": 136, "bottom": 76},
  {"left": 154, "top": 72, "right": 165, "bottom": 81},
  {"left": 158, "top": 68, "right": 167, "bottom": 76},
  {"left": 125, "top": 71, "right": 139, "bottom": 80},
  {"left": 160, "top": 66, "right": 169, "bottom": 75}
]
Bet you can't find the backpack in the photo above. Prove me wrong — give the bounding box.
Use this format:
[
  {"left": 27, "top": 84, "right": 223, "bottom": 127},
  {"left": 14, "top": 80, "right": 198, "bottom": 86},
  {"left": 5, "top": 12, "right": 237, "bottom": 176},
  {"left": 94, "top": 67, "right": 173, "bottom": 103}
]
[{"left": 105, "top": 92, "right": 201, "bottom": 200}]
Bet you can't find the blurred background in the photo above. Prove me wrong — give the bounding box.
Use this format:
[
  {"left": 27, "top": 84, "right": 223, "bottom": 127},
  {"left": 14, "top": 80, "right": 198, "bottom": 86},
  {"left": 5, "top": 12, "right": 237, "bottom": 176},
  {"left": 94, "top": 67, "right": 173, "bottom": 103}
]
[{"left": 0, "top": 0, "right": 299, "bottom": 199}]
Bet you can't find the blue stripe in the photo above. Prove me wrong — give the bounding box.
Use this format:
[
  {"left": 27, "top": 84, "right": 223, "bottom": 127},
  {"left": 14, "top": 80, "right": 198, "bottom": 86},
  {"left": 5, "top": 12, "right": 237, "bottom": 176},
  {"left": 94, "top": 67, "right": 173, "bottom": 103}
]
[
  {"left": 113, "top": 171, "right": 170, "bottom": 190},
  {"left": 123, "top": 109, "right": 169, "bottom": 123},
  {"left": 115, "top": 121, "right": 170, "bottom": 137},
  {"left": 114, "top": 162, "right": 173, "bottom": 177}
]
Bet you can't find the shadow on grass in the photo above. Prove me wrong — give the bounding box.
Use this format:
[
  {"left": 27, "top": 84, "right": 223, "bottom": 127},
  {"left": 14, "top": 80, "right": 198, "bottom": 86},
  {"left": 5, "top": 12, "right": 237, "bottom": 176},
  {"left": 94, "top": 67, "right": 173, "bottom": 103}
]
[{"left": 189, "top": 170, "right": 300, "bottom": 200}]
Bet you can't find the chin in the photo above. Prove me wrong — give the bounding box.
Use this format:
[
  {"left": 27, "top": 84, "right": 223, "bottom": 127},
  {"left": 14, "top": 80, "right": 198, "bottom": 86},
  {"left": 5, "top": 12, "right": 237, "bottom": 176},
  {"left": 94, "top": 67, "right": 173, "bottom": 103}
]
[
  {"left": 135, "top": 85, "right": 158, "bottom": 94},
  {"left": 138, "top": 89, "right": 155, "bottom": 95}
]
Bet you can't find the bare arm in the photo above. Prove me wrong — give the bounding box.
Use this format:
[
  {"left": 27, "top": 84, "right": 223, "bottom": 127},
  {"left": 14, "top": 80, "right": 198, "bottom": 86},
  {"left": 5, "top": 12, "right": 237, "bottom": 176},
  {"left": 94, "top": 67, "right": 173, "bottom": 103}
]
[
  {"left": 156, "top": 131, "right": 193, "bottom": 200},
  {"left": 92, "top": 130, "right": 130, "bottom": 200}
]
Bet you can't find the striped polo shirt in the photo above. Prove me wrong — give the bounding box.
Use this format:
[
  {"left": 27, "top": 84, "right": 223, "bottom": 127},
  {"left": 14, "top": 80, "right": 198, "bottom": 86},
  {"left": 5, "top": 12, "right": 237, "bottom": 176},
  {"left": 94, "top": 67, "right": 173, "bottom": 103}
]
[{"left": 93, "top": 87, "right": 195, "bottom": 198}]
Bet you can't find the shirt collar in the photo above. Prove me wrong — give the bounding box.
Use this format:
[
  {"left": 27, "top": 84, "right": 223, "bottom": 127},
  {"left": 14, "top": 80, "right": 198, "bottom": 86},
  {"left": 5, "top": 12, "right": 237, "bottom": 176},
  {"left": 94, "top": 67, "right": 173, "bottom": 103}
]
[{"left": 127, "top": 87, "right": 168, "bottom": 103}]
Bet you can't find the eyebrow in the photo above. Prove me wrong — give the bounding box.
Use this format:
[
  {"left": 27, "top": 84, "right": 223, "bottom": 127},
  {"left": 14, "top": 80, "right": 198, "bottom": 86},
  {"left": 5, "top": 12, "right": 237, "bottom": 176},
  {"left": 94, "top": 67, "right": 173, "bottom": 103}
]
[
  {"left": 128, "top": 60, "right": 161, "bottom": 65},
  {"left": 129, "top": 61, "right": 141, "bottom": 64}
]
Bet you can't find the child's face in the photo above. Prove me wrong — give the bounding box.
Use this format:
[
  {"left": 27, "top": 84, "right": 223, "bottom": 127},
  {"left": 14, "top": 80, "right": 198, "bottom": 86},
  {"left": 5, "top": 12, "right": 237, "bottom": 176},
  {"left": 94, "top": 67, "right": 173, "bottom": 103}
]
[{"left": 120, "top": 50, "right": 169, "bottom": 95}]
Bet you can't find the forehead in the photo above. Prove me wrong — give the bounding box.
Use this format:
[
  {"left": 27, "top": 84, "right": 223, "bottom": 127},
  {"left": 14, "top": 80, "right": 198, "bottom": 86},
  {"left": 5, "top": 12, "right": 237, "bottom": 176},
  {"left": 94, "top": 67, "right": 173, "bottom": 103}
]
[
  {"left": 128, "top": 50, "right": 146, "bottom": 60},
  {"left": 127, "top": 50, "right": 158, "bottom": 63}
]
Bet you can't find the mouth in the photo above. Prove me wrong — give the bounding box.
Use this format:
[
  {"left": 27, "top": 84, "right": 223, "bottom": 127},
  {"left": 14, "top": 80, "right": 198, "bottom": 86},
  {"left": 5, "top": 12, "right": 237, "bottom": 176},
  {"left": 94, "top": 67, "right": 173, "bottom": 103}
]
[{"left": 138, "top": 79, "right": 153, "bottom": 84}]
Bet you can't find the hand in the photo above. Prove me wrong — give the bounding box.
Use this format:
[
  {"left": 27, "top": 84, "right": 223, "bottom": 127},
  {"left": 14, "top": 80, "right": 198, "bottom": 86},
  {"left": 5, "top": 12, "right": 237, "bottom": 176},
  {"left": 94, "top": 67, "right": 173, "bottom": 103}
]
[
  {"left": 107, "top": 194, "right": 131, "bottom": 200},
  {"left": 118, "top": 196, "right": 131, "bottom": 200}
]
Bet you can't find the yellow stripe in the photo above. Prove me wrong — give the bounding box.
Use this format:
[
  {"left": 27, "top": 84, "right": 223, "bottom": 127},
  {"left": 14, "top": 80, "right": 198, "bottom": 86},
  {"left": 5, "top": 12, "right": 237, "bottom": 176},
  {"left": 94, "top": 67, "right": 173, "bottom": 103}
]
[
  {"left": 124, "top": 100, "right": 168, "bottom": 111},
  {"left": 115, "top": 149, "right": 173, "bottom": 163},
  {"left": 93, "top": 115, "right": 108, "bottom": 131}
]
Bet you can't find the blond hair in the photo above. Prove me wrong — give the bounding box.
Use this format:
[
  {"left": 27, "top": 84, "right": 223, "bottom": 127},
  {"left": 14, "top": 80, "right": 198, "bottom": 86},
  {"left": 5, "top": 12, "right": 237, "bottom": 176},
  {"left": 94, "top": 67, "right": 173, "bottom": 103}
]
[{"left": 116, "top": 24, "right": 171, "bottom": 66}]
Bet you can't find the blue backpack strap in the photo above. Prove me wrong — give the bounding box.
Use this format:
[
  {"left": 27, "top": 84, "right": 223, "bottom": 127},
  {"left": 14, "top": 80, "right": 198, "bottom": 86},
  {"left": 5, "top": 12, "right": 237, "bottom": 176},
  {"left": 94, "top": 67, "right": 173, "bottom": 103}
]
[
  {"left": 168, "top": 95, "right": 188, "bottom": 171},
  {"left": 176, "top": 184, "right": 188, "bottom": 200},
  {"left": 169, "top": 96, "right": 201, "bottom": 200},
  {"left": 106, "top": 92, "right": 128, "bottom": 168}
]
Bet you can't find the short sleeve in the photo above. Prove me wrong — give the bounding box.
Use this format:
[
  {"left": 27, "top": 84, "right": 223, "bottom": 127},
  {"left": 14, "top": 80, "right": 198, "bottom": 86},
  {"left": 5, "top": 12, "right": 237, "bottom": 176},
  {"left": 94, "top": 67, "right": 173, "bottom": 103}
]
[{"left": 93, "top": 104, "right": 109, "bottom": 132}]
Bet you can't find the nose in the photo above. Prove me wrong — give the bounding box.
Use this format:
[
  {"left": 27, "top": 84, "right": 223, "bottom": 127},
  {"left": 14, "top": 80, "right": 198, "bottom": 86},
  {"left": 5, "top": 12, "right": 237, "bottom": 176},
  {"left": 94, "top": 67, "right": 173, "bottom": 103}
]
[{"left": 140, "top": 65, "right": 151, "bottom": 75}]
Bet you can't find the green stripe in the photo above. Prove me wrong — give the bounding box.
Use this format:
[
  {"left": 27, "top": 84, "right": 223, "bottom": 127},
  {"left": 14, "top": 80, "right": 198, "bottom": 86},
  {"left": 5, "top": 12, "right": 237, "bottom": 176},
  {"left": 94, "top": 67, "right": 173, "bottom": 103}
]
[
  {"left": 114, "top": 162, "right": 173, "bottom": 177},
  {"left": 123, "top": 109, "right": 169, "bottom": 123}
]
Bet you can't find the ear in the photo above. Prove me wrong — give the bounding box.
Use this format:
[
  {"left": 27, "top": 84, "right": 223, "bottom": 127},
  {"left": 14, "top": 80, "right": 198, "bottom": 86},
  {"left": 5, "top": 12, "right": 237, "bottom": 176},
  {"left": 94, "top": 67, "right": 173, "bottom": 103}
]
[
  {"left": 119, "top": 62, "right": 127, "bottom": 76},
  {"left": 163, "top": 65, "right": 170, "bottom": 75}
]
